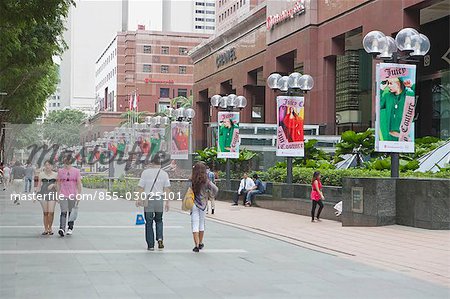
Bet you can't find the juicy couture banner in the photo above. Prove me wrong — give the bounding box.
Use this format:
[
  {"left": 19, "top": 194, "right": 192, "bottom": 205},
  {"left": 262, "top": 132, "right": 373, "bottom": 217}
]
[
  {"left": 276, "top": 96, "right": 305, "bottom": 157},
  {"left": 171, "top": 122, "right": 189, "bottom": 160},
  {"left": 137, "top": 128, "right": 167, "bottom": 159},
  {"left": 375, "top": 63, "right": 416, "bottom": 153},
  {"left": 217, "top": 111, "right": 240, "bottom": 159}
]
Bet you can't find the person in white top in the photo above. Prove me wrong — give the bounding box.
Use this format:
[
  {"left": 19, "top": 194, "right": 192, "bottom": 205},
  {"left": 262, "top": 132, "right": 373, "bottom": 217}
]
[
  {"left": 2, "top": 164, "right": 11, "bottom": 190},
  {"left": 232, "top": 173, "right": 255, "bottom": 206},
  {"left": 136, "top": 152, "right": 171, "bottom": 251}
]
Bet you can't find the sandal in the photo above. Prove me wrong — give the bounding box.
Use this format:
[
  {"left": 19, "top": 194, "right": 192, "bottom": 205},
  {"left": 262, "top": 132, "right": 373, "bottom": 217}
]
[
  {"left": 48, "top": 231, "right": 54, "bottom": 235},
  {"left": 41, "top": 231, "right": 48, "bottom": 235}
]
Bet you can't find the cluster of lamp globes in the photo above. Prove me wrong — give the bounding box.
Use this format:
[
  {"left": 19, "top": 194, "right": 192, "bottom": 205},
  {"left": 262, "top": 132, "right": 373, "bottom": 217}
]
[
  {"left": 210, "top": 94, "right": 248, "bottom": 110},
  {"left": 363, "top": 28, "right": 430, "bottom": 59},
  {"left": 266, "top": 72, "right": 314, "bottom": 92}
]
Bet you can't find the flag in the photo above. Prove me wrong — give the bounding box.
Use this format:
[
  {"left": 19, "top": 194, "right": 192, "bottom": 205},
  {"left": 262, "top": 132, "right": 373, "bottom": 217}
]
[
  {"left": 133, "top": 92, "right": 138, "bottom": 109},
  {"left": 128, "top": 94, "right": 132, "bottom": 110}
]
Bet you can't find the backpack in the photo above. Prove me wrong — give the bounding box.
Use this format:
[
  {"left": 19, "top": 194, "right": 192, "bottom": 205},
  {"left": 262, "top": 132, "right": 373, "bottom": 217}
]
[{"left": 261, "top": 181, "right": 266, "bottom": 193}]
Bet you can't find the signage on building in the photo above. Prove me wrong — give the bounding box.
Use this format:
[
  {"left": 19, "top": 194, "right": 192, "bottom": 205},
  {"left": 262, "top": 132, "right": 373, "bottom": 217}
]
[
  {"left": 216, "top": 48, "right": 236, "bottom": 68},
  {"left": 266, "top": 0, "right": 306, "bottom": 30},
  {"left": 144, "top": 78, "right": 174, "bottom": 84}
]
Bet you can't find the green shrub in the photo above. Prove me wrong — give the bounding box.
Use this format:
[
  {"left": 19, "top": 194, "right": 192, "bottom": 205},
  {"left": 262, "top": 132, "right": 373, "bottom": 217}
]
[
  {"left": 111, "top": 178, "right": 139, "bottom": 198},
  {"left": 82, "top": 176, "right": 108, "bottom": 189},
  {"left": 251, "top": 167, "right": 448, "bottom": 186}
]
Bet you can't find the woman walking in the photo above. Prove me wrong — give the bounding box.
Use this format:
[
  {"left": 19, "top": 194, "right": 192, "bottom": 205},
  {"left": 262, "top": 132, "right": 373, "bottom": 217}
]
[
  {"left": 191, "top": 162, "right": 218, "bottom": 252},
  {"left": 311, "top": 171, "right": 324, "bottom": 222},
  {"left": 36, "top": 161, "right": 58, "bottom": 235}
]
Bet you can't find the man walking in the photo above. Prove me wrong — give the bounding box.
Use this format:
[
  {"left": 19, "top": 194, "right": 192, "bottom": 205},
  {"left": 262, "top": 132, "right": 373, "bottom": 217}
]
[
  {"left": 136, "top": 152, "right": 170, "bottom": 251},
  {"left": 57, "top": 154, "right": 82, "bottom": 237},
  {"left": 10, "top": 161, "right": 25, "bottom": 205},
  {"left": 24, "top": 163, "right": 35, "bottom": 193}
]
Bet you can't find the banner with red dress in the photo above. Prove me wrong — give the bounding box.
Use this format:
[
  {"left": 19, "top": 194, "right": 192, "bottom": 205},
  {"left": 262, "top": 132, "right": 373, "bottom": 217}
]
[
  {"left": 171, "top": 122, "right": 189, "bottom": 160},
  {"left": 276, "top": 96, "right": 305, "bottom": 157}
]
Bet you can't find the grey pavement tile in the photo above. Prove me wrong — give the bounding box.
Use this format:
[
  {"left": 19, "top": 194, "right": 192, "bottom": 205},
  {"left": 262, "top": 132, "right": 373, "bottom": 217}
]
[{"left": 1, "top": 190, "right": 450, "bottom": 298}]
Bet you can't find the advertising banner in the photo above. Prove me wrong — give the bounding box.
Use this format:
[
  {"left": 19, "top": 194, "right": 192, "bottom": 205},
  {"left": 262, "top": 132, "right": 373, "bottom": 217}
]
[
  {"left": 171, "top": 122, "right": 189, "bottom": 160},
  {"left": 375, "top": 63, "right": 416, "bottom": 153},
  {"left": 217, "top": 111, "right": 240, "bottom": 159},
  {"left": 276, "top": 96, "right": 305, "bottom": 157}
]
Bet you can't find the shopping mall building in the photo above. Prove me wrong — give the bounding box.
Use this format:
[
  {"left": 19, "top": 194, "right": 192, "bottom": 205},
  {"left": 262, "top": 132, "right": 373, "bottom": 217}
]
[{"left": 190, "top": 0, "right": 449, "bottom": 150}]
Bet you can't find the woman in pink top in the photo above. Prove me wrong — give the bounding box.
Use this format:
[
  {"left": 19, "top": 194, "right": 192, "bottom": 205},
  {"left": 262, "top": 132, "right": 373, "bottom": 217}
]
[
  {"left": 310, "top": 171, "right": 325, "bottom": 222},
  {"left": 56, "top": 154, "right": 82, "bottom": 237}
]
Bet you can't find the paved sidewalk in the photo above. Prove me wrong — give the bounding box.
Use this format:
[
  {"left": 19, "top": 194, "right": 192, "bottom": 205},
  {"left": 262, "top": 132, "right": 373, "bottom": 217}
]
[
  {"left": 201, "top": 200, "right": 450, "bottom": 287},
  {"left": 1, "top": 188, "right": 449, "bottom": 298}
]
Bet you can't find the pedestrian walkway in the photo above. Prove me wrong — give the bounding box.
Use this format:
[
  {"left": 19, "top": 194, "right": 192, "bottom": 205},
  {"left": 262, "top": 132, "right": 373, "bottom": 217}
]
[
  {"left": 200, "top": 201, "right": 450, "bottom": 287},
  {"left": 0, "top": 188, "right": 449, "bottom": 298}
]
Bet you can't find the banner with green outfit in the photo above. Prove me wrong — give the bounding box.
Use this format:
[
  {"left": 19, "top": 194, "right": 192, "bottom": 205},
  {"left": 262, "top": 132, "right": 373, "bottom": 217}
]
[
  {"left": 375, "top": 63, "right": 416, "bottom": 153},
  {"left": 217, "top": 111, "right": 240, "bottom": 159}
]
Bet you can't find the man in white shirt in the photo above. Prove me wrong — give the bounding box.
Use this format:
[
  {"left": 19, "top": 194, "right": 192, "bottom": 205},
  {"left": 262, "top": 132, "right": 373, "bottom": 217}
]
[
  {"left": 136, "top": 153, "right": 171, "bottom": 251},
  {"left": 232, "top": 173, "right": 255, "bottom": 206}
]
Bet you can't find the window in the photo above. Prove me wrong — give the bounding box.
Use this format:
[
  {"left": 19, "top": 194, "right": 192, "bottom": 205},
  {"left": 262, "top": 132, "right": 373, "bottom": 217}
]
[
  {"left": 179, "top": 66, "right": 187, "bottom": 74},
  {"left": 178, "top": 89, "right": 188, "bottom": 97},
  {"left": 158, "top": 102, "right": 171, "bottom": 113},
  {"left": 143, "top": 45, "right": 152, "bottom": 53},
  {"left": 143, "top": 64, "right": 152, "bottom": 73},
  {"left": 206, "top": 18, "right": 214, "bottom": 22},
  {"left": 161, "top": 46, "right": 169, "bottom": 54},
  {"left": 206, "top": 2, "right": 215, "bottom": 6},
  {"left": 205, "top": 10, "right": 214, "bottom": 14},
  {"left": 195, "top": 25, "right": 204, "bottom": 29},
  {"left": 195, "top": 10, "right": 205, "bottom": 13},
  {"left": 179, "top": 47, "right": 188, "bottom": 55},
  {"left": 206, "top": 26, "right": 215, "bottom": 30},
  {"left": 161, "top": 65, "right": 169, "bottom": 73},
  {"left": 196, "top": 17, "right": 204, "bottom": 21},
  {"left": 195, "top": 2, "right": 205, "bottom": 5},
  {"left": 160, "top": 88, "right": 170, "bottom": 98}
]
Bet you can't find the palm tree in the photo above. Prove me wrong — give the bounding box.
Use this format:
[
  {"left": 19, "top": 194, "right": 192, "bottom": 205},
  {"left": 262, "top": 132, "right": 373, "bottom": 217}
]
[
  {"left": 120, "top": 111, "right": 146, "bottom": 125},
  {"left": 170, "top": 96, "right": 193, "bottom": 109}
]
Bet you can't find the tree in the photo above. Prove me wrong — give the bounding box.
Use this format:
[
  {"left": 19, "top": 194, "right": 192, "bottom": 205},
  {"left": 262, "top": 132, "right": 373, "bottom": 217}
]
[
  {"left": 43, "top": 109, "right": 86, "bottom": 146},
  {"left": 119, "top": 110, "right": 147, "bottom": 125},
  {"left": 170, "top": 96, "right": 193, "bottom": 108},
  {"left": 334, "top": 129, "right": 375, "bottom": 167},
  {"left": 0, "top": 0, "right": 74, "bottom": 159},
  {"left": 0, "top": 0, "right": 74, "bottom": 124}
]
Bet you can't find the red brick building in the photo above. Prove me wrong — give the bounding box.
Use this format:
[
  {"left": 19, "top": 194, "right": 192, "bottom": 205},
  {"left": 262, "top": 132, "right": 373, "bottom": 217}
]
[
  {"left": 190, "top": 0, "right": 450, "bottom": 150},
  {"left": 95, "top": 29, "right": 210, "bottom": 114}
]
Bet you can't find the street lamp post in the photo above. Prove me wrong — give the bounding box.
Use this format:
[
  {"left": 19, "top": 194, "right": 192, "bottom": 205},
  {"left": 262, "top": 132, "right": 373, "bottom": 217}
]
[
  {"left": 363, "top": 28, "right": 430, "bottom": 178},
  {"left": 210, "top": 94, "right": 247, "bottom": 190},
  {"left": 267, "top": 72, "right": 314, "bottom": 184}
]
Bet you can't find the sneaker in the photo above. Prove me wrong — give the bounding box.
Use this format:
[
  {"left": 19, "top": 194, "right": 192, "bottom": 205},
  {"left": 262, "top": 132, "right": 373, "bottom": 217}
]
[
  {"left": 147, "top": 247, "right": 155, "bottom": 251},
  {"left": 231, "top": 203, "right": 238, "bottom": 206},
  {"left": 58, "top": 229, "right": 65, "bottom": 237},
  {"left": 158, "top": 240, "right": 164, "bottom": 249},
  {"left": 193, "top": 246, "right": 199, "bottom": 252},
  {"left": 211, "top": 209, "right": 214, "bottom": 215},
  {"left": 316, "top": 218, "right": 322, "bottom": 222},
  {"left": 245, "top": 202, "right": 251, "bottom": 207},
  {"left": 198, "top": 243, "right": 204, "bottom": 250},
  {"left": 66, "top": 229, "right": 73, "bottom": 235}
]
